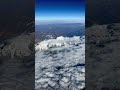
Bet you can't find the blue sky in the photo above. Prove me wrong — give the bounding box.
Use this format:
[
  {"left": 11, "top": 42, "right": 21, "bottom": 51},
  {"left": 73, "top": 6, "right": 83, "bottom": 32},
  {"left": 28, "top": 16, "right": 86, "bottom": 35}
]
[{"left": 35, "top": 0, "right": 85, "bottom": 24}]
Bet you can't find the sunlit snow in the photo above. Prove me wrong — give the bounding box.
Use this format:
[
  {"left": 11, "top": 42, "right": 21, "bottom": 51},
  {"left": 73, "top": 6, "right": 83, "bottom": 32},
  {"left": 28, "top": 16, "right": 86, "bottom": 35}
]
[{"left": 35, "top": 36, "right": 85, "bottom": 90}]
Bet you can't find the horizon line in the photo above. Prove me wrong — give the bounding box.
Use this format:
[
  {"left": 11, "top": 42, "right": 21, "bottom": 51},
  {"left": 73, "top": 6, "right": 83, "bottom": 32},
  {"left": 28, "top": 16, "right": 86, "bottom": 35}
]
[
  {"left": 35, "top": 17, "right": 85, "bottom": 25},
  {"left": 35, "top": 22, "right": 85, "bottom": 25}
]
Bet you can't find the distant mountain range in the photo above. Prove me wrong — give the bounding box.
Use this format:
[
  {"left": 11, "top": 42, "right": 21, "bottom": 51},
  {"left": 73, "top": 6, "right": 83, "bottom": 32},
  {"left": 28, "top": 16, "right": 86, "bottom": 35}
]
[{"left": 35, "top": 23, "right": 85, "bottom": 42}]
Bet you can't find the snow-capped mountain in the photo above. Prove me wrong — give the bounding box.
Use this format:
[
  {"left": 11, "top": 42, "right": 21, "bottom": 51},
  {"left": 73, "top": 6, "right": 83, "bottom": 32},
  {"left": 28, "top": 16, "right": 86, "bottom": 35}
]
[{"left": 35, "top": 36, "right": 85, "bottom": 90}]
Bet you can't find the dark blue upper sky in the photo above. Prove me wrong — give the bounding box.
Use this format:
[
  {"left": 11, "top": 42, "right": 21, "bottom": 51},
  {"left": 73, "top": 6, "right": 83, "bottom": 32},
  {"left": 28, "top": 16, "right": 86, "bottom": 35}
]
[{"left": 36, "top": 0, "right": 85, "bottom": 24}]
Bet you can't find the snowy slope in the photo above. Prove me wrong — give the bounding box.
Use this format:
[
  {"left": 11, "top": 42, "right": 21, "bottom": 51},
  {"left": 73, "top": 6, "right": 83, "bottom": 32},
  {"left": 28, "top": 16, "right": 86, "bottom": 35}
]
[{"left": 35, "top": 36, "right": 85, "bottom": 90}]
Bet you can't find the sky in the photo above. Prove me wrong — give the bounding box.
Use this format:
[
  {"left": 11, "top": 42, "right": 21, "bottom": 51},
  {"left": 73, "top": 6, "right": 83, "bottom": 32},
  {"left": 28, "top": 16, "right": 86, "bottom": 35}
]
[{"left": 35, "top": 0, "right": 85, "bottom": 24}]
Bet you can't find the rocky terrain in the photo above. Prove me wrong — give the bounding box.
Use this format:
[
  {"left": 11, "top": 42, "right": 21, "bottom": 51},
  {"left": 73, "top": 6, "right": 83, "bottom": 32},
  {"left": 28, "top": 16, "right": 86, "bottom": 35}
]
[
  {"left": 86, "top": 23, "right": 120, "bottom": 90},
  {"left": 35, "top": 36, "right": 85, "bottom": 90}
]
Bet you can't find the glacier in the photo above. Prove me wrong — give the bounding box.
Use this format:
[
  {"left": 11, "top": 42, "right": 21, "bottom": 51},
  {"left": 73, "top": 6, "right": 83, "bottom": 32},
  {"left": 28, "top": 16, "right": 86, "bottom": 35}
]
[{"left": 35, "top": 36, "right": 85, "bottom": 90}]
